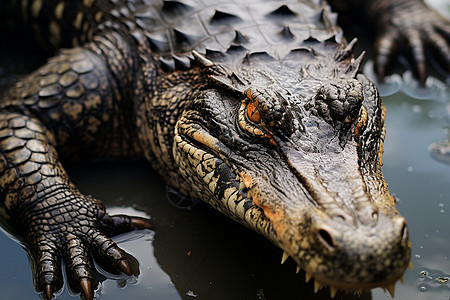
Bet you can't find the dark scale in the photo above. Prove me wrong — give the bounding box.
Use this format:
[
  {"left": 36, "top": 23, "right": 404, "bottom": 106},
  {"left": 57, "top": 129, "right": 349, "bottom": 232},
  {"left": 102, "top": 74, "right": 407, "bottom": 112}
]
[{"left": 0, "top": 0, "right": 449, "bottom": 299}]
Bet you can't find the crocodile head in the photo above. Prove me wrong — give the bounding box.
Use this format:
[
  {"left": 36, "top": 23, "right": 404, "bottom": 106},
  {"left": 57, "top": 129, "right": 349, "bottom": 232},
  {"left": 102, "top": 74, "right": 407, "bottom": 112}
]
[{"left": 173, "top": 47, "right": 411, "bottom": 296}]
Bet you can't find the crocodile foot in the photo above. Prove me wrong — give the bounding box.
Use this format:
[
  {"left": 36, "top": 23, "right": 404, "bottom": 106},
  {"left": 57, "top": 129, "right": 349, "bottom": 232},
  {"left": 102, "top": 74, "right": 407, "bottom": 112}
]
[
  {"left": 20, "top": 191, "right": 151, "bottom": 300},
  {"left": 375, "top": 0, "right": 450, "bottom": 84}
]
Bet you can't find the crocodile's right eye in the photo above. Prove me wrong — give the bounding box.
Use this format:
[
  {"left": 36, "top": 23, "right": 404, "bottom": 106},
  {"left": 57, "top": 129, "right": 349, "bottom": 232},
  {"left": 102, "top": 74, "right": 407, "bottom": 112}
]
[
  {"left": 238, "top": 101, "right": 276, "bottom": 146},
  {"left": 247, "top": 101, "right": 261, "bottom": 124}
]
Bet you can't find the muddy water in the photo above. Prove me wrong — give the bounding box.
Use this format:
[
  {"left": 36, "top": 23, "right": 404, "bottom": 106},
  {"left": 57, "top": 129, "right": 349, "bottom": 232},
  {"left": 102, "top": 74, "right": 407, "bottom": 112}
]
[{"left": 0, "top": 1, "right": 449, "bottom": 300}]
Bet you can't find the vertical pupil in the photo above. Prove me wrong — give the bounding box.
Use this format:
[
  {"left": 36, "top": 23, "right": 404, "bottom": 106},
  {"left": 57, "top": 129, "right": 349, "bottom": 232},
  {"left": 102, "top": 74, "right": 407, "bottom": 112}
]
[{"left": 247, "top": 102, "right": 261, "bottom": 123}]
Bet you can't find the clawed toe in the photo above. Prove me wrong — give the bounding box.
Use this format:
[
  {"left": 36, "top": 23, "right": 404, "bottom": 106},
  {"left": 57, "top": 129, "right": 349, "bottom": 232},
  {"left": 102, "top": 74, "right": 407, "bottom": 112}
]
[{"left": 79, "top": 278, "right": 94, "bottom": 300}]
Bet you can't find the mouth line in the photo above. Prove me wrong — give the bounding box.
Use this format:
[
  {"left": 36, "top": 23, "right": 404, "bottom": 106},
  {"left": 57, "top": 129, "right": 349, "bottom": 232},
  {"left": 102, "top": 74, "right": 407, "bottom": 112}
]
[{"left": 177, "top": 127, "right": 261, "bottom": 213}]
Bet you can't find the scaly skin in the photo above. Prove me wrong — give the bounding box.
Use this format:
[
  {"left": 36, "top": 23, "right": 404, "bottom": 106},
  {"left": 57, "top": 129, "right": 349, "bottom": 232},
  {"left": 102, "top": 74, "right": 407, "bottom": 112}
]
[{"left": 0, "top": 0, "right": 448, "bottom": 299}]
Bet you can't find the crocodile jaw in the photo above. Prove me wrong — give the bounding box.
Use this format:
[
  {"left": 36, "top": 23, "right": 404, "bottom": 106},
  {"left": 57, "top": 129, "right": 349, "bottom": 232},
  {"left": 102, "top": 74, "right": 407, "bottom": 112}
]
[
  {"left": 173, "top": 113, "right": 411, "bottom": 295},
  {"left": 171, "top": 66, "right": 410, "bottom": 294}
]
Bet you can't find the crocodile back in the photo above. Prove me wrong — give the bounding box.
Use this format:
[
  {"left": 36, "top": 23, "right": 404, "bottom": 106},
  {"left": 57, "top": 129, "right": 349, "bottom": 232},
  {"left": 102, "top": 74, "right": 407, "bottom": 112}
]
[{"left": 130, "top": 0, "right": 344, "bottom": 70}]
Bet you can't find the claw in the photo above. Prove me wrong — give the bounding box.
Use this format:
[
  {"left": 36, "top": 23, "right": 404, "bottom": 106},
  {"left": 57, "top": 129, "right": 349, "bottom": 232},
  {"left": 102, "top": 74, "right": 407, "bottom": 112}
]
[
  {"left": 80, "top": 278, "right": 94, "bottom": 300},
  {"left": 305, "top": 272, "right": 312, "bottom": 283},
  {"left": 296, "top": 266, "right": 301, "bottom": 274},
  {"left": 45, "top": 284, "right": 54, "bottom": 300},
  {"left": 415, "top": 61, "right": 426, "bottom": 85},
  {"left": 130, "top": 217, "right": 152, "bottom": 229},
  {"left": 376, "top": 55, "right": 387, "bottom": 83},
  {"left": 118, "top": 259, "right": 132, "bottom": 276}
]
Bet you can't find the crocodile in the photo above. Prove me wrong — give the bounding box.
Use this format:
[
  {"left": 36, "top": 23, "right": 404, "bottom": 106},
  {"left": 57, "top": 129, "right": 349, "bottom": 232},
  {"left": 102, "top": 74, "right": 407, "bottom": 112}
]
[{"left": 0, "top": 0, "right": 449, "bottom": 299}]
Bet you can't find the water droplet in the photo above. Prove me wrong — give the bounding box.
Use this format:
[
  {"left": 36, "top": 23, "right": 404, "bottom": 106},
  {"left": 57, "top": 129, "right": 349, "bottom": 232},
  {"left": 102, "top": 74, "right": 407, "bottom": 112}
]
[
  {"left": 186, "top": 290, "right": 198, "bottom": 298},
  {"left": 436, "top": 277, "right": 449, "bottom": 284},
  {"left": 419, "top": 270, "right": 428, "bottom": 277},
  {"left": 439, "top": 203, "right": 444, "bottom": 207},
  {"left": 418, "top": 285, "right": 427, "bottom": 292},
  {"left": 415, "top": 254, "right": 422, "bottom": 259},
  {"left": 407, "top": 166, "right": 413, "bottom": 172},
  {"left": 440, "top": 209, "right": 445, "bottom": 213},
  {"left": 412, "top": 105, "right": 422, "bottom": 113}
]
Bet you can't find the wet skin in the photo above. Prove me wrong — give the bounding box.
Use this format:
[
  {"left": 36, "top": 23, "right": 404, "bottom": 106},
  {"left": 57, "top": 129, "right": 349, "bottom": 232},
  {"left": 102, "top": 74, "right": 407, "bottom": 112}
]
[{"left": 0, "top": 0, "right": 448, "bottom": 299}]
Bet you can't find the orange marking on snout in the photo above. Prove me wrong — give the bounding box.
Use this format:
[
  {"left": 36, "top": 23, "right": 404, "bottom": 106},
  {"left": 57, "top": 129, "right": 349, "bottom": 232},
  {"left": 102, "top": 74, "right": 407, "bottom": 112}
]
[
  {"left": 379, "top": 140, "right": 384, "bottom": 165},
  {"left": 239, "top": 172, "right": 285, "bottom": 233},
  {"left": 253, "top": 193, "right": 285, "bottom": 233},
  {"left": 240, "top": 172, "right": 253, "bottom": 189}
]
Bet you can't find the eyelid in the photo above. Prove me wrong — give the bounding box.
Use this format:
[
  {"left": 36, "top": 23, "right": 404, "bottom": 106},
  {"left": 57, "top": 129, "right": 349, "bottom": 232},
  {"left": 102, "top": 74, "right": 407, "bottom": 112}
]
[{"left": 238, "top": 101, "right": 266, "bottom": 137}]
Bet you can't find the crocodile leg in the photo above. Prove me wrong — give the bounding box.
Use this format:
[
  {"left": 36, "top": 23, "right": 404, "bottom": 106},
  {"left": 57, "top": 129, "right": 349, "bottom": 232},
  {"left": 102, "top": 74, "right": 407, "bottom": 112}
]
[
  {"left": 329, "top": 0, "right": 450, "bottom": 83},
  {"left": 0, "top": 31, "right": 150, "bottom": 300}
]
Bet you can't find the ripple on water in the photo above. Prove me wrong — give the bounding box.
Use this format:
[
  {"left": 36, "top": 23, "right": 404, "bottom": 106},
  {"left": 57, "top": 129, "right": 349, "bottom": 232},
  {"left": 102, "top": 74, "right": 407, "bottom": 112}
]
[
  {"left": 363, "top": 60, "right": 449, "bottom": 101},
  {"left": 417, "top": 268, "right": 450, "bottom": 293}
]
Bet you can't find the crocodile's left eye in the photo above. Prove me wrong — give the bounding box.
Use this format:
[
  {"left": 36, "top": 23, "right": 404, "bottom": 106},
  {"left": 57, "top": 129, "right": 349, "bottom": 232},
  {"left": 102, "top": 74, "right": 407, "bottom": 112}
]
[{"left": 354, "top": 106, "right": 368, "bottom": 137}]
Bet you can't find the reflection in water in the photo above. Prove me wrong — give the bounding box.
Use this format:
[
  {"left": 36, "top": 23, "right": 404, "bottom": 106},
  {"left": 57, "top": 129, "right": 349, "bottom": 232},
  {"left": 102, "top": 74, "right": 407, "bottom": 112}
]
[{"left": 51, "top": 160, "right": 374, "bottom": 300}]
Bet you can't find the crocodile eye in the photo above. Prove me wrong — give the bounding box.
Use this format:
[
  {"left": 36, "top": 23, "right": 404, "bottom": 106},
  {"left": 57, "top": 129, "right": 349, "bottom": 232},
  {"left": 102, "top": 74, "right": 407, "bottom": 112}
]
[{"left": 247, "top": 101, "right": 261, "bottom": 124}]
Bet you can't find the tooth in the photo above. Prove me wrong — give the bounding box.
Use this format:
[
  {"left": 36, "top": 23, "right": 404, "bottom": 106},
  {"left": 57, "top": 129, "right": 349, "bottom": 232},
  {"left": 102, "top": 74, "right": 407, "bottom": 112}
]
[
  {"left": 408, "top": 262, "right": 413, "bottom": 270},
  {"left": 386, "top": 283, "right": 396, "bottom": 298},
  {"left": 296, "top": 266, "right": 301, "bottom": 274},
  {"left": 354, "top": 289, "right": 362, "bottom": 296},
  {"left": 329, "top": 287, "right": 338, "bottom": 298},
  {"left": 400, "top": 275, "right": 404, "bottom": 283},
  {"left": 313, "top": 280, "right": 323, "bottom": 293},
  {"left": 281, "top": 252, "right": 289, "bottom": 264},
  {"left": 305, "top": 273, "right": 312, "bottom": 283}
]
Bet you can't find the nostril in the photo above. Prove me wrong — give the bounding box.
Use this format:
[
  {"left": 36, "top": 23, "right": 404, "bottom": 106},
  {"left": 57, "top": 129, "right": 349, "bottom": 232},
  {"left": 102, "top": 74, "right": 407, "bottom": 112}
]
[
  {"left": 372, "top": 211, "right": 378, "bottom": 221},
  {"left": 335, "top": 214, "right": 346, "bottom": 222},
  {"left": 401, "top": 223, "right": 408, "bottom": 242},
  {"left": 318, "top": 229, "right": 335, "bottom": 250}
]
